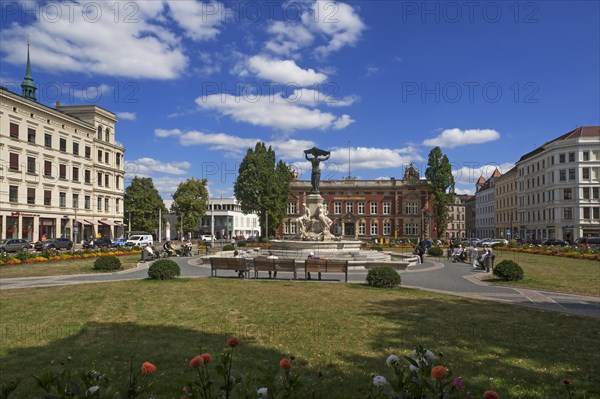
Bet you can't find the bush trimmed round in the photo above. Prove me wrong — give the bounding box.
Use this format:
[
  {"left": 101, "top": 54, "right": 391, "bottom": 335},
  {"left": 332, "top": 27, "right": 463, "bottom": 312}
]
[
  {"left": 148, "top": 259, "right": 181, "bottom": 280},
  {"left": 366, "top": 266, "right": 401, "bottom": 288},
  {"left": 371, "top": 245, "right": 383, "bottom": 252},
  {"left": 493, "top": 260, "right": 524, "bottom": 281},
  {"left": 93, "top": 256, "right": 122, "bottom": 271},
  {"left": 222, "top": 244, "right": 235, "bottom": 251},
  {"left": 428, "top": 246, "right": 443, "bottom": 257}
]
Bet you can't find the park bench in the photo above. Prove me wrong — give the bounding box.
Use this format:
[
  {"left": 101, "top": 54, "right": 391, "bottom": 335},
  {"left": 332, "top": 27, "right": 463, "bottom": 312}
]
[
  {"left": 209, "top": 257, "right": 250, "bottom": 278},
  {"left": 253, "top": 257, "right": 298, "bottom": 279},
  {"left": 304, "top": 259, "right": 349, "bottom": 282}
]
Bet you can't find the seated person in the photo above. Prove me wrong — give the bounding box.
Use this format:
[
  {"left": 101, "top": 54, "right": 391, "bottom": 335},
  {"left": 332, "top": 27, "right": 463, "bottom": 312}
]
[
  {"left": 306, "top": 251, "right": 321, "bottom": 280},
  {"left": 267, "top": 251, "right": 278, "bottom": 278},
  {"left": 451, "top": 245, "right": 464, "bottom": 262},
  {"left": 233, "top": 250, "right": 246, "bottom": 278}
]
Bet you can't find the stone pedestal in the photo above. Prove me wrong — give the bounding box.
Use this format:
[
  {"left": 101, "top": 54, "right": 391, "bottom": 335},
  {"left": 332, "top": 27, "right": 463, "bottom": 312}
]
[
  {"left": 306, "top": 193, "right": 323, "bottom": 216},
  {"left": 298, "top": 193, "right": 335, "bottom": 241}
]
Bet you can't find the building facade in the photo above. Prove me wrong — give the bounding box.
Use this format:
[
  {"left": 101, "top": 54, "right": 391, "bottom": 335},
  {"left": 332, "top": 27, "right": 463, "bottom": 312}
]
[
  {"left": 465, "top": 195, "right": 477, "bottom": 238},
  {"left": 445, "top": 194, "right": 471, "bottom": 240},
  {"left": 200, "top": 197, "right": 260, "bottom": 239},
  {"left": 475, "top": 169, "right": 501, "bottom": 239},
  {"left": 494, "top": 166, "right": 518, "bottom": 239},
  {"left": 516, "top": 126, "right": 600, "bottom": 242},
  {"left": 0, "top": 48, "right": 125, "bottom": 242},
  {"left": 283, "top": 166, "right": 435, "bottom": 240}
]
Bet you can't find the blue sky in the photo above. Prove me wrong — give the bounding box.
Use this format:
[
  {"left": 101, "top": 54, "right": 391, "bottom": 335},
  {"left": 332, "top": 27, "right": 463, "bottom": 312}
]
[{"left": 2, "top": 0, "right": 599, "bottom": 202}]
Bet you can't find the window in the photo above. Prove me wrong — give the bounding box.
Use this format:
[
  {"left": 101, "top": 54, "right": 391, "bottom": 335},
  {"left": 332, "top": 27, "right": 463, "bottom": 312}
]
[
  {"left": 104, "top": 174, "right": 109, "bottom": 187},
  {"left": 116, "top": 153, "right": 121, "bottom": 166},
  {"left": 583, "top": 207, "right": 590, "bottom": 219},
  {"left": 583, "top": 187, "right": 590, "bottom": 199},
  {"left": 104, "top": 198, "right": 109, "bottom": 211},
  {"left": 45, "top": 133, "right": 52, "bottom": 148},
  {"left": 383, "top": 222, "right": 391, "bottom": 235},
  {"left": 85, "top": 170, "right": 91, "bottom": 184},
  {"left": 370, "top": 202, "right": 377, "bottom": 214},
  {"left": 334, "top": 202, "right": 341, "bottom": 214},
  {"left": 569, "top": 169, "right": 576, "bottom": 180},
  {"left": 28, "top": 128, "right": 36, "bottom": 143},
  {"left": 370, "top": 221, "right": 378, "bottom": 236},
  {"left": 98, "top": 150, "right": 103, "bottom": 162},
  {"left": 405, "top": 203, "right": 419, "bottom": 215},
  {"left": 44, "top": 190, "right": 51, "bottom": 206},
  {"left": 44, "top": 160, "right": 52, "bottom": 176},
  {"left": 59, "top": 164, "right": 67, "bottom": 179},
  {"left": 105, "top": 152, "right": 109, "bottom": 164},
  {"left": 27, "top": 187, "right": 35, "bottom": 204},
  {"left": 404, "top": 223, "right": 418, "bottom": 236},
  {"left": 73, "top": 142, "right": 79, "bottom": 155},
  {"left": 10, "top": 123, "right": 19, "bottom": 139},
  {"left": 85, "top": 196, "right": 91, "bottom": 209},
  {"left": 105, "top": 128, "right": 110, "bottom": 142},
  {"left": 116, "top": 198, "right": 120, "bottom": 213},
  {"left": 9, "top": 186, "right": 18, "bottom": 203},
  {"left": 582, "top": 168, "right": 590, "bottom": 179},
  {"left": 97, "top": 197, "right": 102, "bottom": 211},
  {"left": 73, "top": 194, "right": 79, "bottom": 209},
  {"left": 593, "top": 187, "right": 599, "bottom": 199},
  {"left": 583, "top": 151, "right": 590, "bottom": 161},
  {"left": 383, "top": 202, "right": 391, "bottom": 214},
  {"left": 287, "top": 202, "right": 297, "bottom": 214},
  {"left": 559, "top": 154, "right": 565, "bottom": 163},
  {"left": 59, "top": 192, "right": 66, "bottom": 207},
  {"left": 9, "top": 152, "right": 21, "bottom": 171},
  {"left": 358, "top": 222, "right": 365, "bottom": 235},
  {"left": 358, "top": 202, "right": 365, "bottom": 214},
  {"left": 346, "top": 202, "right": 353, "bottom": 213},
  {"left": 98, "top": 172, "right": 103, "bottom": 186},
  {"left": 85, "top": 146, "right": 91, "bottom": 158},
  {"left": 27, "top": 156, "right": 36, "bottom": 174},
  {"left": 97, "top": 126, "right": 103, "bottom": 140},
  {"left": 568, "top": 152, "right": 575, "bottom": 162},
  {"left": 563, "top": 207, "right": 572, "bottom": 220},
  {"left": 73, "top": 167, "right": 79, "bottom": 182},
  {"left": 594, "top": 207, "right": 600, "bottom": 220},
  {"left": 116, "top": 176, "right": 120, "bottom": 189},
  {"left": 59, "top": 138, "right": 67, "bottom": 152},
  {"left": 559, "top": 170, "right": 566, "bottom": 181}
]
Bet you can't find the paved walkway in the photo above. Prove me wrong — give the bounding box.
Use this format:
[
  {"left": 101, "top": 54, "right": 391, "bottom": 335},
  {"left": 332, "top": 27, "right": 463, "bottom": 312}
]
[{"left": 1, "top": 255, "right": 598, "bottom": 319}]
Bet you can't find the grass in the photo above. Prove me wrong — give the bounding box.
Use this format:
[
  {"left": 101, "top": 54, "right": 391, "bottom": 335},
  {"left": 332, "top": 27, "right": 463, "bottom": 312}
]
[
  {"left": 484, "top": 250, "right": 600, "bottom": 296},
  {"left": 0, "top": 254, "right": 140, "bottom": 279},
  {"left": 0, "top": 279, "right": 598, "bottom": 398}
]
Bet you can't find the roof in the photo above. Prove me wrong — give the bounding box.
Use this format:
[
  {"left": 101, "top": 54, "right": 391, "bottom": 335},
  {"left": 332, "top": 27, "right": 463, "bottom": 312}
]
[
  {"left": 476, "top": 176, "right": 486, "bottom": 185},
  {"left": 519, "top": 126, "right": 600, "bottom": 162}
]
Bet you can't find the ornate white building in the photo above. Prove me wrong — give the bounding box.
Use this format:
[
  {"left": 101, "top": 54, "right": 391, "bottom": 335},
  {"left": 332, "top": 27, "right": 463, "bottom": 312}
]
[
  {"left": 516, "top": 126, "right": 600, "bottom": 242},
  {"left": 200, "top": 197, "right": 260, "bottom": 240},
  {"left": 0, "top": 45, "right": 125, "bottom": 242}
]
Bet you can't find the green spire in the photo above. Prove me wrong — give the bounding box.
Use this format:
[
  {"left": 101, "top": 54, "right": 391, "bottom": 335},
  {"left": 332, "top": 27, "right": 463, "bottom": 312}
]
[{"left": 21, "top": 37, "right": 37, "bottom": 101}]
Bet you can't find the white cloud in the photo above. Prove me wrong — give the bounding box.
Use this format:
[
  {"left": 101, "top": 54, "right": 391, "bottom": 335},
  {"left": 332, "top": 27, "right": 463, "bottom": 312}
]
[
  {"left": 155, "top": 128, "right": 183, "bottom": 137},
  {"left": 126, "top": 157, "right": 191, "bottom": 175},
  {"left": 195, "top": 92, "right": 354, "bottom": 131},
  {"left": 116, "top": 112, "right": 137, "bottom": 121},
  {"left": 423, "top": 128, "right": 501, "bottom": 148},
  {"left": 0, "top": 1, "right": 226, "bottom": 80},
  {"left": 265, "top": 21, "right": 315, "bottom": 57},
  {"left": 366, "top": 64, "right": 379, "bottom": 76},
  {"left": 452, "top": 163, "right": 515, "bottom": 186},
  {"left": 328, "top": 146, "right": 424, "bottom": 170},
  {"left": 287, "top": 89, "right": 358, "bottom": 107},
  {"left": 454, "top": 187, "right": 475, "bottom": 195},
  {"left": 246, "top": 55, "right": 327, "bottom": 86}
]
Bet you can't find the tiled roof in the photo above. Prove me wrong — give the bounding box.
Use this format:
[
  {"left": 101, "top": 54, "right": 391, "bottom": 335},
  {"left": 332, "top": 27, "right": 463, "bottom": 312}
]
[{"left": 519, "top": 126, "right": 600, "bottom": 162}]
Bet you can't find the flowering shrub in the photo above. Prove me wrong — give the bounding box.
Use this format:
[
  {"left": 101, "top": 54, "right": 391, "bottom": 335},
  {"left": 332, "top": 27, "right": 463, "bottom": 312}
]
[
  {"left": 496, "top": 246, "right": 599, "bottom": 261},
  {"left": 0, "top": 248, "right": 142, "bottom": 267}
]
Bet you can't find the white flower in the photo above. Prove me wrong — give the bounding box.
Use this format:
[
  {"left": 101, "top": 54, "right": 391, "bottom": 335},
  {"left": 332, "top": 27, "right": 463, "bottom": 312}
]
[
  {"left": 257, "top": 387, "right": 268, "bottom": 398},
  {"left": 372, "top": 375, "right": 388, "bottom": 386},
  {"left": 424, "top": 350, "right": 436, "bottom": 362},
  {"left": 386, "top": 354, "right": 400, "bottom": 367},
  {"left": 409, "top": 364, "right": 420, "bottom": 372}
]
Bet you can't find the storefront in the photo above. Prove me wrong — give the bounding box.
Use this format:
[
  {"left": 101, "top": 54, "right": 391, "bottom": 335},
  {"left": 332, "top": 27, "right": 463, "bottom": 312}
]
[
  {"left": 39, "top": 218, "right": 56, "bottom": 240},
  {"left": 98, "top": 219, "right": 112, "bottom": 238},
  {"left": 6, "top": 216, "right": 19, "bottom": 239},
  {"left": 82, "top": 220, "right": 95, "bottom": 242},
  {"left": 22, "top": 217, "right": 34, "bottom": 241}
]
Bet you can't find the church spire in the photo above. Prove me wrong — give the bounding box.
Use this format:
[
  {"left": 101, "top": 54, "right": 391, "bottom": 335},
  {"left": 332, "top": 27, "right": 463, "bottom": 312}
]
[{"left": 21, "top": 36, "right": 37, "bottom": 101}]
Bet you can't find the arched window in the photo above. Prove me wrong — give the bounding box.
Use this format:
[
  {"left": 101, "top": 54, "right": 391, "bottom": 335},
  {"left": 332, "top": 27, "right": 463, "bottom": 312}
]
[
  {"left": 97, "top": 126, "right": 102, "bottom": 140},
  {"left": 105, "top": 128, "right": 110, "bottom": 142}
]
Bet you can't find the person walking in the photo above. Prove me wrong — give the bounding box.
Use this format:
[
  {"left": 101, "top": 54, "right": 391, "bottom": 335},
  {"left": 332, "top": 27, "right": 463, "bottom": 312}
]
[{"left": 471, "top": 245, "right": 479, "bottom": 269}]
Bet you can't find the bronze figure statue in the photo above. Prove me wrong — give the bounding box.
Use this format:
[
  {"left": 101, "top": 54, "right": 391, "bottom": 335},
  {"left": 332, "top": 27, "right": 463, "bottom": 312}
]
[{"left": 304, "top": 147, "right": 330, "bottom": 194}]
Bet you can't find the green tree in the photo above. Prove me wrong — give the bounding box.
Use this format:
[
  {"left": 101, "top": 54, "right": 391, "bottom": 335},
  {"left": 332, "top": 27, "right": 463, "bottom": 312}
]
[
  {"left": 234, "top": 142, "right": 291, "bottom": 237},
  {"left": 425, "top": 147, "right": 455, "bottom": 238},
  {"left": 124, "top": 177, "right": 167, "bottom": 234},
  {"left": 171, "top": 178, "right": 209, "bottom": 238}
]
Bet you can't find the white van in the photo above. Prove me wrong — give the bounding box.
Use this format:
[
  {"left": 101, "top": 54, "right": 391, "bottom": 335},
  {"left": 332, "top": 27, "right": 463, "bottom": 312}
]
[{"left": 125, "top": 235, "right": 153, "bottom": 247}]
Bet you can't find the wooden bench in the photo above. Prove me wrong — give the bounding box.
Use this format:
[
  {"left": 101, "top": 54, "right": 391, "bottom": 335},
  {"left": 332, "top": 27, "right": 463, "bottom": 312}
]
[
  {"left": 209, "top": 257, "right": 250, "bottom": 278},
  {"left": 304, "top": 259, "right": 349, "bottom": 282},
  {"left": 254, "top": 257, "right": 297, "bottom": 279}
]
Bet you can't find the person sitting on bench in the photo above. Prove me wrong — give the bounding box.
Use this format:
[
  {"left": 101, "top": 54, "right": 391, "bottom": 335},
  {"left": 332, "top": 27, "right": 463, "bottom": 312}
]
[{"left": 307, "top": 251, "right": 321, "bottom": 280}]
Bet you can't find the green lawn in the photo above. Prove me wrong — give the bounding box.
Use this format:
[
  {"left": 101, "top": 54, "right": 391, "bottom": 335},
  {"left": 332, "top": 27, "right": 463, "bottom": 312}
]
[
  {"left": 0, "top": 254, "right": 140, "bottom": 279},
  {"left": 485, "top": 250, "right": 600, "bottom": 296},
  {"left": 0, "top": 279, "right": 598, "bottom": 398}
]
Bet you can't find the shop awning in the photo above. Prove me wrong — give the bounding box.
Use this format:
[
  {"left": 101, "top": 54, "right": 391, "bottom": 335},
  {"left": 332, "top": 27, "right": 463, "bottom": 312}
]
[
  {"left": 81, "top": 219, "right": 94, "bottom": 225},
  {"left": 98, "top": 220, "right": 114, "bottom": 226}
]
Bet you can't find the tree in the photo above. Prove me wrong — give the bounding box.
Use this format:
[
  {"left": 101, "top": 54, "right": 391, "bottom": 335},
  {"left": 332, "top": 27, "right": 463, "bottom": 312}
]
[
  {"left": 425, "top": 147, "right": 455, "bottom": 239},
  {"left": 171, "top": 178, "right": 209, "bottom": 238},
  {"left": 124, "top": 177, "right": 167, "bottom": 234},
  {"left": 234, "top": 142, "right": 291, "bottom": 238}
]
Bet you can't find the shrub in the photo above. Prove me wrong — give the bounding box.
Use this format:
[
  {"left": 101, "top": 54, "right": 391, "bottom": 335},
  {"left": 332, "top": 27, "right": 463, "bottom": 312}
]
[
  {"left": 222, "top": 244, "right": 235, "bottom": 251},
  {"left": 493, "top": 260, "right": 524, "bottom": 281},
  {"left": 237, "top": 240, "right": 247, "bottom": 247},
  {"left": 371, "top": 245, "right": 383, "bottom": 251},
  {"left": 259, "top": 236, "right": 270, "bottom": 243},
  {"left": 93, "top": 256, "right": 122, "bottom": 271},
  {"left": 427, "top": 246, "right": 443, "bottom": 257},
  {"left": 366, "top": 266, "right": 401, "bottom": 288},
  {"left": 491, "top": 242, "right": 506, "bottom": 248},
  {"left": 148, "top": 259, "right": 180, "bottom": 280}
]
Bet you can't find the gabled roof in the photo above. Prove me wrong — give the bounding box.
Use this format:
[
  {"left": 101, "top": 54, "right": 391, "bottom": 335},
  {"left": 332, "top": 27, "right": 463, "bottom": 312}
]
[
  {"left": 476, "top": 176, "right": 486, "bottom": 185},
  {"left": 490, "top": 168, "right": 501, "bottom": 178}
]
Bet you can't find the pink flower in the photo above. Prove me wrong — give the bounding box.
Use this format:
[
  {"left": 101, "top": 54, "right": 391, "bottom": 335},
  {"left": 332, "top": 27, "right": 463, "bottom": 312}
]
[
  {"left": 189, "top": 356, "right": 204, "bottom": 369},
  {"left": 279, "top": 358, "right": 292, "bottom": 370},
  {"left": 453, "top": 377, "right": 465, "bottom": 391},
  {"left": 431, "top": 365, "right": 447, "bottom": 381},
  {"left": 227, "top": 337, "right": 240, "bottom": 348},
  {"left": 141, "top": 362, "right": 156, "bottom": 374},
  {"left": 201, "top": 353, "right": 212, "bottom": 363},
  {"left": 484, "top": 391, "right": 500, "bottom": 399}
]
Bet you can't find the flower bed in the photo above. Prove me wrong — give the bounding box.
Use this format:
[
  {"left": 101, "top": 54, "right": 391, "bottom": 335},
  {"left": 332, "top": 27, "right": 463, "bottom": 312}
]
[
  {"left": 496, "top": 246, "right": 599, "bottom": 261},
  {"left": 0, "top": 248, "right": 142, "bottom": 266}
]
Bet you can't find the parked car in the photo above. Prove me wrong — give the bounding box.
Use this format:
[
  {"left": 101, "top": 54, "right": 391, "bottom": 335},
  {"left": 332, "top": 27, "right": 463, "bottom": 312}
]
[
  {"left": 111, "top": 238, "right": 127, "bottom": 248},
  {"left": 574, "top": 236, "right": 600, "bottom": 249},
  {"left": 124, "top": 234, "right": 153, "bottom": 247},
  {"left": 35, "top": 238, "right": 73, "bottom": 251},
  {"left": 83, "top": 237, "right": 113, "bottom": 249},
  {"left": 200, "top": 235, "right": 214, "bottom": 241},
  {"left": 0, "top": 239, "right": 32, "bottom": 253},
  {"left": 543, "top": 239, "right": 569, "bottom": 247}
]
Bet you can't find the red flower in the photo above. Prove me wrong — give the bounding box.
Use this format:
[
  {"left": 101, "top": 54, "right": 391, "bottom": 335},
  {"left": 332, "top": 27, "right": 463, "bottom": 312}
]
[
  {"left": 227, "top": 337, "right": 240, "bottom": 348},
  {"left": 431, "top": 365, "right": 448, "bottom": 381},
  {"left": 484, "top": 391, "right": 500, "bottom": 399},
  {"left": 189, "top": 355, "right": 204, "bottom": 369},
  {"left": 279, "top": 358, "right": 292, "bottom": 370},
  {"left": 141, "top": 362, "right": 156, "bottom": 374},
  {"left": 561, "top": 378, "right": 572, "bottom": 385},
  {"left": 201, "top": 353, "right": 212, "bottom": 364}
]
